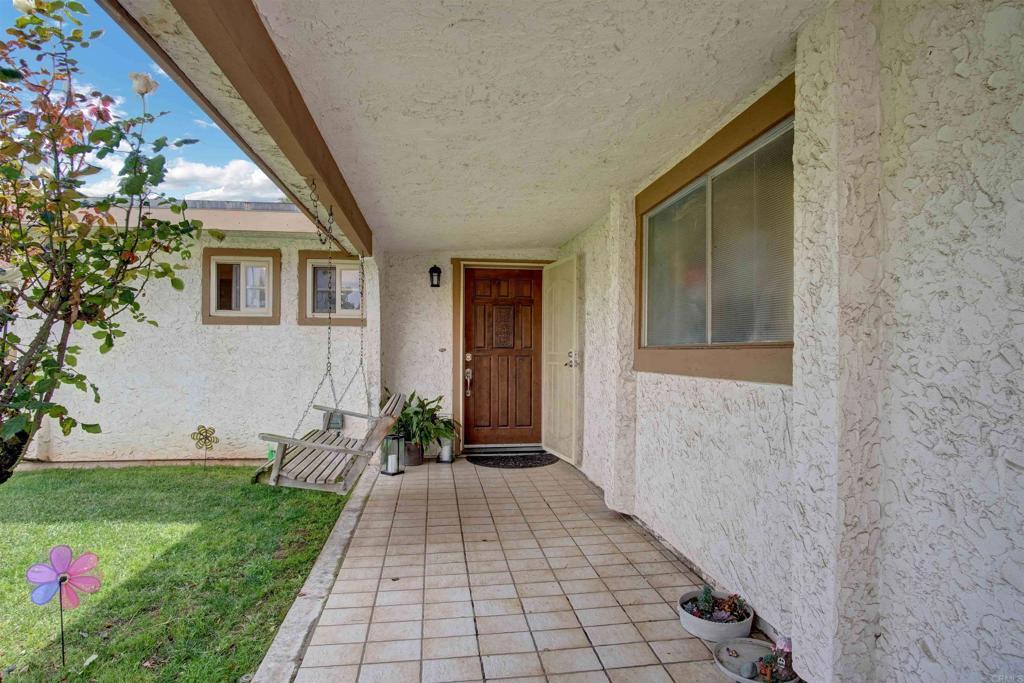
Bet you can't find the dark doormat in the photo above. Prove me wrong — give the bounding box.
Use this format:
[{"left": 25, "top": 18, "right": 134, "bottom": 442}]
[{"left": 467, "top": 452, "right": 559, "bottom": 469}]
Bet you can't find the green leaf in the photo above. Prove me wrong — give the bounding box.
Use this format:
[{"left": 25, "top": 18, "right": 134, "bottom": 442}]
[
  {"left": 0, "top": 414, "right": 29, "bottom": 441},
  {"left": 0, "top": 67, "right": 23, "bottom": 82},
  {"left": 121, "top": 175, "right": 145, "bottom": 195},
  {"left": 170, "top": 277, "right": 185, "bottom": 291},
  {"left": 207, "top": 229, "right": 225, "bottom": 241},
  {"left": 81, "top": 423, "right": 102, "bottom": 434}
]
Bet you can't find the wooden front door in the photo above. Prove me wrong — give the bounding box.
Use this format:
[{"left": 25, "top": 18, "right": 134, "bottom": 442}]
[{"left": 463, "top": 268, "right": 543, "bottom": 445}]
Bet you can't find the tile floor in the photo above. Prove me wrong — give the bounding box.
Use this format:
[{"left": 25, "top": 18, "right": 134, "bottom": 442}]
[{"left": 295, "top": 458, "right": 731, "bottom": 682}]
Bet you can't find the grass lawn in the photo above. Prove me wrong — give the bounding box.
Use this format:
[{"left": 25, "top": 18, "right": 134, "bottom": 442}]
[{"left": 0, "top": 466, "right": 346, "bottom": 682}]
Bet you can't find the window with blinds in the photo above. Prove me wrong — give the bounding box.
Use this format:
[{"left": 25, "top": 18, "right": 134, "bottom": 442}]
[{"left": 642, "top": 119, "right": 794, "bottom": 347}]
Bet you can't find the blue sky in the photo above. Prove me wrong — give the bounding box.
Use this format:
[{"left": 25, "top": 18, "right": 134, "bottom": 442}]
[{"left": 1, "top": 0, "right": 282, "bottom": 201}]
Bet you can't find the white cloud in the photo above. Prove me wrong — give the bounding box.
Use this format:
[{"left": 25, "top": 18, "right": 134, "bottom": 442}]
[
  {"left": 149, "top": 62, "right": 168, "bottom": 77},
  {"left": 80, "top": 155, "right": 281, "bottom": 202},
  {"left": 169, "top": 158, "right": 281, "bottom": 201},
  {"left": 192, "top": 118, "right": 219, "bottom": 129}
]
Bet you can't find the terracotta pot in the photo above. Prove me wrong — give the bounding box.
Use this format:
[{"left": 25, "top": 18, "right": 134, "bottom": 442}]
[
  {"left": 405, "top": 442, "right": 424, "bottom": 467},
  {"left": 677, "top": 590, "right": 753, "bottom": 643}
]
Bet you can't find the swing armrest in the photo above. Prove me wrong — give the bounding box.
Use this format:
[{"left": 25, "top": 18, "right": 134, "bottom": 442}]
[
  {"left": 258, "top": 433, "right": 373, "bottom": 455},
  {"left": 312, "top": 405, "right": 378, "bottom": 421}
]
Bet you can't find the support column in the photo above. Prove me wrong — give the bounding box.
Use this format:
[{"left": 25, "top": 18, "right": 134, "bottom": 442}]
[
  {"left": 791, "top": 0, "right": 883, "bottom": 679},
  {"left": 603, "top": 190, "right": 638, "bottom": 514}
]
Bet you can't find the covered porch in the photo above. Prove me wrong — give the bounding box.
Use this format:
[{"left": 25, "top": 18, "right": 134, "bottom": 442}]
[{"left": 98, "top": 1, "right": 1023, "bottom": 681}]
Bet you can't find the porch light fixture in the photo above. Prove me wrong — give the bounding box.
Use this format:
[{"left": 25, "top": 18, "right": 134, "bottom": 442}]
[
  {"left": 429, "top": 264, "right": 442, "bottom": 288},
  {"left": 381, "top": 435, "right": 405, "bottom": 476}
]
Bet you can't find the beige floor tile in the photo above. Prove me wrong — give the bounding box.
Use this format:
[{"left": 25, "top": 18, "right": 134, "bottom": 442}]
[
  {"left": 521, "top": 595, "right": 573, "bottom": 613},
  {"left": 649, "top": 638, "right": 711, "bottom": 663},
  {"left": 424, "top": 600, "right": 474, "bottom": 619},
  {"left": 424, "top": 616, "right": 477, "bottom": 637},
  {"left": 560, "top": 579, "right": 607, "bottom": 594},
  {"left": 372, "top": 603, "right": 423, "bottom": 622},
  {"left": 477, "top": 613, "right": 530, "bottom": 634},
  {"left": 606, "top": 664, "right": 673, "bottom": 683},
  {"left": 310, "top": 623, "right": 369, "bottom": 645},
  {"left": 425, "top": 573, "right": 469, "bottom": 589},
  {"left": 633, "top": 620, "right": 689, "bottom": 642},
  {"left": 422, "top": 656, "right": 483, "bottom": 683},
  {"left": 294, "top": 665, "right": 359, "bottom": 683},
  {"left": 482, "top": 652, "right": 545, "bottom": 679},
  {"left": 332, "top": 578, "right": 379, "bottom": 594},
  {"left": 623, "top": 603, "right": 677, "bottom": 622},
  {"left": 576, "top": 606, "right": 630, "bottom": 627},
  {"left": 526, "top": 610, "right": 580, "bottom": 631},
  {"left": 479, "top": 631, "right": 537, "bottom": 655},
  {"left": 423, "top": 634, "right": 479, "bottom": 659},
  {"left": 664, "top": 660, "right": 733, "bottom": 682},
  {"left": 584, "top": 623, "right": 644, "bottom": 646},
  {"left": 379, "top": 576, "right": 423, "bottom": 592},
  {"left": 367, "top": 619, "right": 422, "bottom": 641},
  {"left": 540, "top": 646, "right": 603, "bottom": 674},
  {"left": 547, "top": 672, "right": 611, "bottom": 683},
  {"left": 374, "top": 589, "right": 422, "bottom": 606},
  {"left": 596, "top": 642, "right": 659, "bottom": 669},
  {"left": 320, "top": 607, "right": 372, "bottom": 626},
  {"left": 357, "top": 661, "right": 420, "bottom": 683},
  {"left": 473, "top": 597, "right": 524, "bottom": 616},
  {"left": 472, "top": 583, "right": 518, "bottom": 600},
  {"left": 302, "top": 643, "right": 363, "bottom": 668},
  {"left": 516, "top": 581, "right": 564, "bottom": 598},
  {"left": 362, "top": 637, "right": 421, "bottom": 663},
  {"left": 568, "top": 592, "right": 618, "bottom": 610},
  {"left": 532, "top": 627, "right": 590, "bottom": 651},
  {"left": 425, "top": 586, "right": 472, "bottom": 603}
]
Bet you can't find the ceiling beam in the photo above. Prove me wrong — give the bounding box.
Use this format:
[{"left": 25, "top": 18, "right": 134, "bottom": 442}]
[{"left": 160, "top": 0, "right": 372, "bottom": 255}]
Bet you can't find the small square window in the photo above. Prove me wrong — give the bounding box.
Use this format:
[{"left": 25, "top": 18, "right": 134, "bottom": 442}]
[
  {"left": 203, "top": 249, "right": 280, "bottom": 325},
  {"left": 304, "top": 258, "right": 361, "bottom": 321}
]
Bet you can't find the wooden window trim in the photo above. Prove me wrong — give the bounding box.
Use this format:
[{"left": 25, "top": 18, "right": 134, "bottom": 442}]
[
  {"left": 633, "top": 74, "right": 795, "bottom": 385},
  {"left": 202, "top": 247, "right": 281, "bottom": 325},
  {"left": 297, "top": 250, "right": 365, "bottom": 326}
]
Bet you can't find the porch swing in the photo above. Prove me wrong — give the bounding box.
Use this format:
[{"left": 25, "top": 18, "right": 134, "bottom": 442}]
[{"left": 253, "top": 188, "right": 404, "bottom": 493}]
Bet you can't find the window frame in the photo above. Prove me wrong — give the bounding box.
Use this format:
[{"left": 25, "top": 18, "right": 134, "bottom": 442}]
[
  {"left": 297, "top": 250, "right": 365, "bottom": 326},
  {"left": 634, "top": 75, "right": 795, "bottom": 384},
  {"left": 201, "top": 247, "right": 281, "bottom": 325}
]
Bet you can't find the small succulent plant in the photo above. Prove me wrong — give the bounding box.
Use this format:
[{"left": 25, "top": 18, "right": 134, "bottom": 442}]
[{"left": 683, "top": 585, "right": 751, "bottom": 623}]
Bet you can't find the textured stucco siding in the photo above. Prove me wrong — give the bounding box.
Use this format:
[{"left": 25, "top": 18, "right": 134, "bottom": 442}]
[
  {"left": 35, "top": 233, "right": 379, "bottom": 462},
  {"left": 876, "top": 1, "right": 1024, "bottom": 680}
]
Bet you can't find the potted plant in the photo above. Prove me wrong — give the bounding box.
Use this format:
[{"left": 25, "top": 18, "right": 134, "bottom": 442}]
[
  {"left": 678, "top": 585, "right": 753, "bottom": 642},
  {"left": 392, "top": 393, "right": 456, "bottom": 466}
]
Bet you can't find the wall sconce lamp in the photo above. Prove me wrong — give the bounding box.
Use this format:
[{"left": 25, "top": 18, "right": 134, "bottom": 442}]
[{"left": 429, "top": 264, "right": 442, "bottom": 288}]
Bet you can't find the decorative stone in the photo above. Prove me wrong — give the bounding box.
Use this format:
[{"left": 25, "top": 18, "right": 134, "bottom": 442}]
[{"left": 740, "top": 661, "right": 758, "bottom": 679}]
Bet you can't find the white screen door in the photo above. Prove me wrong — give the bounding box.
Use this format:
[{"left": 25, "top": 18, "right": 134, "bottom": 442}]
[{"left": 542, "top": 256, "right": 579, "bottom": 463}]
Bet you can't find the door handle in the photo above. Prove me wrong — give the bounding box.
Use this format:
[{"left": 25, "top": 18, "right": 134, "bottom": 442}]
[
  {"left": 563, "top": 350, "right": 578, "bottom": 368},
  {"left": 464, "top": 367, "right": 473, "bottom": 397}
]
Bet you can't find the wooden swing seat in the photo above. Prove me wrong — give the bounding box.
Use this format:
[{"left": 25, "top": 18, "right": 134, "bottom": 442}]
[{"left": 253, "top": 393, "right": 405, "bottom": 494}]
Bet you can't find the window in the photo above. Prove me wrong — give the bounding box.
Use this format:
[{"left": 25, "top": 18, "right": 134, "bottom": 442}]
[
  {"left": 201, "top": 248, "right": 281, "bottom": 325},
  {"left": 643, "top": 120, "right": 794, "bottom": 347},
  {"left": 634, "top": 75, "right": 794, "bottom": 384},
  {"left": 297, "top": 250, "right": 364, "bottom": 326}
]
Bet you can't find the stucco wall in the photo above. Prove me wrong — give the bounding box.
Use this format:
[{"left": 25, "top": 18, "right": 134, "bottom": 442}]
[
  {"left": 876, "top": 1, "right": 1024, "bottom": 680},
  {"left": 378, "top": 249, "right": 559, "bottom": 415},
  {"left": 35, "top": 233, "right": 379, "bottom": 462}
]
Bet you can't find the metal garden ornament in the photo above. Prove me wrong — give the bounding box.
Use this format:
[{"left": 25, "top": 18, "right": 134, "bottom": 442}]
[{"left": 191, "top": 424, "right": 219, "bottom": 466}]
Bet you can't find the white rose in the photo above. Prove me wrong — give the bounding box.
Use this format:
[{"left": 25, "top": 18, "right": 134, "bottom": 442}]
[
  {"left": 128, "top": 72, "right": 159, "bottom": 96},
  {"left": 12, "top": 0, "right": 37, "bottom": 14}
]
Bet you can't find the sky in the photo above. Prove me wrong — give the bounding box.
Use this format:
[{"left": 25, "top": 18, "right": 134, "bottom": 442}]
[{"left": 1, "top": 0, "right": 283, "bottom": 202}]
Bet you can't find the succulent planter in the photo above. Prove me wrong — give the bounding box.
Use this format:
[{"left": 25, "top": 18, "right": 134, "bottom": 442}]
[{"left": 678, "top": 589, "right": 753, "bottom": 642}]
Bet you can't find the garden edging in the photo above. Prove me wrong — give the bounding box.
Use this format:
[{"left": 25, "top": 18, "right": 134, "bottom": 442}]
[{"left": 253, "top": 459, "right": 381, "bottom": 683}]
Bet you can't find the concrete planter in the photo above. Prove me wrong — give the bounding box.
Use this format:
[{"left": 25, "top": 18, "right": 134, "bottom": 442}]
[{"left": 678, "top": 590, "right": 753, "bottom": 642}]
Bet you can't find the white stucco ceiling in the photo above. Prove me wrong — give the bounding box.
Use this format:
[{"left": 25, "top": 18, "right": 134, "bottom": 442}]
[{"left": 253, "top": 0, "right": 821, "bottom": 252}]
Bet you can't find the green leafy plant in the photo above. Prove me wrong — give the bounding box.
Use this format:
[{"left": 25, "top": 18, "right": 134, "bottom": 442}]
[
  {"left": 392, "top": 391, "right": 456, "bottom": 449},
  {"left": 0, "top": 1, "right": 221, "bottom": 484}
]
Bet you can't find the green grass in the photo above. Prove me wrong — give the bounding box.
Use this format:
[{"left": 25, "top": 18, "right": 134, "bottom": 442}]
[{"left": 0, "top": 466, "right": 345, "bottom": 682}]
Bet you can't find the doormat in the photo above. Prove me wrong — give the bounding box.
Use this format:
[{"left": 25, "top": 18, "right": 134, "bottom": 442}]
[{"left": 467, "top": 452, "right": 559, "bottom": 469}]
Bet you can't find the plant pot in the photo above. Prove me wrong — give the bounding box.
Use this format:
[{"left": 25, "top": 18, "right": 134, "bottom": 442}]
[
  {"left": 405, "top": 442, "right": 424, "bottom": 467},
  {"left": 678, "top": 590, "right": 753, "bottom": 642},
  {"left": 437, "top": 439, "right": 453, "bottom": 464}
]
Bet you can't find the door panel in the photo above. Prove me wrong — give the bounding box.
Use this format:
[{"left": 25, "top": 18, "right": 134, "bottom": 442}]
[
  {"left": 464, "top": 268, "right": 543, "bottom": 444},
  {"left": 542, "top": 256, "right": 579, "bottom": 463}
]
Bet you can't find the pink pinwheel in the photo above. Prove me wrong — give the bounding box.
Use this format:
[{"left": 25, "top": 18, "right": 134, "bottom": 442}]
[{"left": 26, "top": 545, "right": 101, "bottom": 610}]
